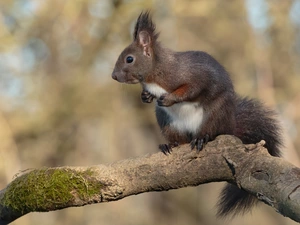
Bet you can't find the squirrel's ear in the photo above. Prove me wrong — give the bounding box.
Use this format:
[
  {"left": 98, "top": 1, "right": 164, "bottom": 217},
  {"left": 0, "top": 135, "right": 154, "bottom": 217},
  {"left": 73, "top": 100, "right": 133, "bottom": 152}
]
[{"left": 138, "top": 31, "right": 152, "bottom": 57}]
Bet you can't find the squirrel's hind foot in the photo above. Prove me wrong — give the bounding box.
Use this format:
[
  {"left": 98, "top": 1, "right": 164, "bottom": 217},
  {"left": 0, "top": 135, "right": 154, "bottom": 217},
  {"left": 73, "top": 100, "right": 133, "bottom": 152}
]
[
  {"left": 190, "top": 134, "right": 209, "bottom": 151},
  {"left": 159, "top": 142, "right": 179, "bottom": 155}
]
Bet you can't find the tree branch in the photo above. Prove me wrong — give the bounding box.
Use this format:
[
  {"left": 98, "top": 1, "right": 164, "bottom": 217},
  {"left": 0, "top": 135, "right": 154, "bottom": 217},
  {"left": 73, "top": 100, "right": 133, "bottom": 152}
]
[{"left": 0, "top": 135, "right": 299, "bottom": 224}]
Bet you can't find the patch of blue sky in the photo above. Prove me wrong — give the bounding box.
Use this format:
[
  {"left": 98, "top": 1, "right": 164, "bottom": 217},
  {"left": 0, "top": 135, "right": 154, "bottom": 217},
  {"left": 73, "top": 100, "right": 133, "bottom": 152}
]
[
  {"left": 12, "top": 0, "right": 40, "bottom": 18},
  {"left": 88, "top": 0, "right": 113, "bottom": 19},
  {"left": 290, "top": 0, "right": 300, "bottom": 26},
  {"left": 245, "top": 0, "right": 272, "bottom": 32},
  {"left": 22, "top": 38, "right": 50, "bottom": 67},
  {"left": 0, "top": 52, "right": 23, "bottom": 96},
  {"left": 0, "top": 38, "right": 44, "bottom": 100},
  {"left": 20, "top": 46, "right": 36, "bottom": 72},
  {"left": 0, "top": 73, "right": 23, "bottom": 98}
]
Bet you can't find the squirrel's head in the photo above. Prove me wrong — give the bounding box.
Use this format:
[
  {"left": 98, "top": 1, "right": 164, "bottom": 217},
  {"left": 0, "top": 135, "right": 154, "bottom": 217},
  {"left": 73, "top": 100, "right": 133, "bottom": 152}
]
[{"left": 112, "top": 11, "right": 159, "bottom": 84}]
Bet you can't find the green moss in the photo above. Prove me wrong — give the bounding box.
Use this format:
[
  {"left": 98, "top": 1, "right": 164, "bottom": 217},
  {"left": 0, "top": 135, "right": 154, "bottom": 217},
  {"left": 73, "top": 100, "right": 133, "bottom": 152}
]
[{"left": 2, "top": 168, "right": 102, "bottom": 213}]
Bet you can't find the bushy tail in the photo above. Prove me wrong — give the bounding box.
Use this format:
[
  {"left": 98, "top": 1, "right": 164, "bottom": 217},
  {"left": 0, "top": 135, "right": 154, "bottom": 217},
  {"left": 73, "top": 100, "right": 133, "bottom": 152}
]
[
  {"left": 217, "top": 184, "right": 258, "bottom": 217},
  {"left": 217, "top": 97, "right": 282, "bottom": 217}
]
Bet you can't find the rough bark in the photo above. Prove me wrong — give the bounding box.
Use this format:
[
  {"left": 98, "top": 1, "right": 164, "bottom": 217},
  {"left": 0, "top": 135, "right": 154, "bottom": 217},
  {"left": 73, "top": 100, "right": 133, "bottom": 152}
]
[{"left": 0, "top": 135, "right": 299, "bottom": 224}]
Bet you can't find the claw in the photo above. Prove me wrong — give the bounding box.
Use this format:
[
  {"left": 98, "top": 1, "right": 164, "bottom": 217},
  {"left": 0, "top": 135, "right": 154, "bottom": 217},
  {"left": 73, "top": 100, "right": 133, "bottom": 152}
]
[
  {"left": 141, "top": 91, "right": 155, "bottom": 103},
  {"left": 159, "top": 142, "right": 179, "bottom": 155},
  {"left": 190, "top": 134, "right": 210, "bottom": 151},
  {"left": 159, "top": 144, "right": 172, "bottom": 155},
  {"left": 197, "top": 138, "right": 204, "bottom": 151},
  {"left": 157, "top": 95, "right": 166, "bottom": 106},
  {"left": 204, "top": 134, "right": 209, "bottom": 144},
  {"left": 190, "top": 139, "right": 197, "bottom": 150}
]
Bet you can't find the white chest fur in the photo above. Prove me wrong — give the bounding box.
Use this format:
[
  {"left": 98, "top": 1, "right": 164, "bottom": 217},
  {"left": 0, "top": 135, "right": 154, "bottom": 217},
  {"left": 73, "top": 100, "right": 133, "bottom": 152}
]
[
  {"left": 144, "top": 83, "right": 168, "bottom": 98},
  {"left": 144, "top": 83, "right": 204, "bottom": 135}
]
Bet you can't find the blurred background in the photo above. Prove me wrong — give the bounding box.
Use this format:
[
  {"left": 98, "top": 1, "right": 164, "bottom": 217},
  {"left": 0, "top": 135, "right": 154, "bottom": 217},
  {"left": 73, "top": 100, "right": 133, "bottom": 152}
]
[{"left": 0, "top": 0, "right": 299, "bottom": 224}]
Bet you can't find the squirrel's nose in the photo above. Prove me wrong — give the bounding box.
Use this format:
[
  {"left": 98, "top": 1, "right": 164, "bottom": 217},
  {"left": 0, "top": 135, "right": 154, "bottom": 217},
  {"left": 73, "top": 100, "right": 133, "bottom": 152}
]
[{"left": 112, "top": 72, "right": 117, "bottom": 80}]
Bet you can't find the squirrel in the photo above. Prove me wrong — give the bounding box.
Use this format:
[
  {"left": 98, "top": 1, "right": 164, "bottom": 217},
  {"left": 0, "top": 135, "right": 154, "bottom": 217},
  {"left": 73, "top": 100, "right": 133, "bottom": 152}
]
[{"left": 112, "top": 11, "right": 282, "bottom": 217}]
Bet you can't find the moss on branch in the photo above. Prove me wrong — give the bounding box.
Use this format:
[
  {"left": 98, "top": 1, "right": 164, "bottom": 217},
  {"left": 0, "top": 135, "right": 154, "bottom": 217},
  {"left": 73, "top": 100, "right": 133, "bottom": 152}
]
[{"left": 2, "top": 168, "right": 102, "bottom": 214}]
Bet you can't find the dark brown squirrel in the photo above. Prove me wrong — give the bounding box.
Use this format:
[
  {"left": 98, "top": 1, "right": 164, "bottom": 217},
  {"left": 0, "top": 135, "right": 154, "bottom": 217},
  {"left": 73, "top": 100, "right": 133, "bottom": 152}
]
[{"left": 112, "top": 11, "right": 282, "bottom": 217}]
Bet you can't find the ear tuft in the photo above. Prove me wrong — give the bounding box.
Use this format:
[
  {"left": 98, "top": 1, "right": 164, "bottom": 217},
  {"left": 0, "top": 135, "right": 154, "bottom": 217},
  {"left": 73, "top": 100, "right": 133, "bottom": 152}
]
[{"left": 133, "top": 11, "right": 159, "bottom": 44}]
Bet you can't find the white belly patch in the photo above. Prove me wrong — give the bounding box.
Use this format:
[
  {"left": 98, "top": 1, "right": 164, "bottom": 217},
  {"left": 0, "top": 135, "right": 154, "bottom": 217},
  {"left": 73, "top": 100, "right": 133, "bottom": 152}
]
[{"left": 163, "top": 102, "right": 204, "bottom": 135}]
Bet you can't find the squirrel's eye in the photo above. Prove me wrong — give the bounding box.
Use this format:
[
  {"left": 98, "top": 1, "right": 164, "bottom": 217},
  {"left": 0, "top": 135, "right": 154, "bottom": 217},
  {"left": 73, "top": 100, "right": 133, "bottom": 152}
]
[{"left": 126, "top": 56, "right": 134, "bottom": 63}]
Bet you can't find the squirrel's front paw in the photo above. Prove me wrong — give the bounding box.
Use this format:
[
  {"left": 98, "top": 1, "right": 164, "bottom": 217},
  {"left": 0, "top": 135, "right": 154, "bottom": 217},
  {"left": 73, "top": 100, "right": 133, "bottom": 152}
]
[
  {"left": 157, "top": 94, "right": 175, "bottom": 107},
  {"left": 141, "top": 91, "right": 155, "bottom": 103}
]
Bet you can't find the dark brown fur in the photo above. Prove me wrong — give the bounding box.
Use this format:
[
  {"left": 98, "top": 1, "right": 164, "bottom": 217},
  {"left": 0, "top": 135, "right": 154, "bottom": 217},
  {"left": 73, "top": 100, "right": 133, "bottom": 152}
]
[{"left": 112, "top": 11, "right": 282, "bottom": 217}]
